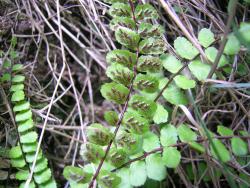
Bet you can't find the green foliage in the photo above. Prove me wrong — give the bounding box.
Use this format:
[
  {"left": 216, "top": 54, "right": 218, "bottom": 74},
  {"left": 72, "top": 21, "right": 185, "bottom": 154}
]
[
  {"left": 109, "top": 3, "right": 131, "bottom": 17},
  {"left": 134, "top": 73, "right": 159, "bottom": 93},
  {"left": 137, "top": 55, "right": 162, "bottom": 72},
  {"left": 198, "top": 28, "right": 215, "bottom": 48},
  {"left": 139, "top": 38, "right": 166, "bottom": 55},
  {"left": 115, "top": 27, "right": 140, "bottom": 50},
  {"left": 210, "top": 139, "right": 231, "bottom": 162},
  {"left": 188, "top": 59, "right": 211, "bottom": 81},
  {"left": 7, "top": 61, "right": 57, "bottom": 187},
  {"left": 177, "top": 124, "right": 197, "bottom": 142},
  {"left": 162, "top": 147, "right": 181, "bottom": 168},
  {"left": 104, "top": 110, "right": 119, "bottom": 126},
  {"left": 205, "top": 47, "right": 228, "bottom": 67},
  {"left": 63, "top": 166, "right": 92, "bottom": 184},
  {"left": 153, "top": 104, "right": 168, "bottom": 124},
  {"left": 174, "top": 75, "right": 196, "bottom": 89},
  {"left": 142, "top": 132, "right": 160, "bottom": 152},
  {"left": 129, "top": 161, "right": 147, "bottom": 186},
  {"left": 135, "top": 4, "right": 158, "bottom": 20},
  {"left": 174, "top": 37, "right": 199, "bottom": 60},
  {"left": 101, "top": 82, "right": 129, "bottom": 104},
  {"left": 86, "top": 123, "right": 114, "bottom": 146},
  {"left": 160, "top": 124, "right": 178, "bottom": 147},
  {"left": 161, "top": 54, "right": 182, "bottom": 73}
]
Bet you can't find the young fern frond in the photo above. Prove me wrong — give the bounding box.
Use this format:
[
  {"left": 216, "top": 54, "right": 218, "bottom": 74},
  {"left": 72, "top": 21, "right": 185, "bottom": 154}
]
[
  {"left": 62, "top": 1, "right": 250, "bottom": 188},
  {"left": 5, "top": 62, "right": 57, "bottom": 188}
]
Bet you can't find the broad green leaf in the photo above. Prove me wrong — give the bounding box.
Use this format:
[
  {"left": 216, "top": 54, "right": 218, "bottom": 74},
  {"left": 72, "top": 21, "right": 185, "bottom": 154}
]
[
  {"left": 10, "top": 50, "right": 18, "bottom": 59},
  {"left": 177, "top": 124, "right": 197, "bottom": 142},
  {"left": 110, "top": 17, "right": 135, "bottom": 31},
  {"left": 146, "top": 154, "right": 167, "bottom": 181},
  {"left": 34, "top": 158, "right": 48, "bottom": 173},
  {"left": 162, "top": 84, "right": 188, "bottom": 105},
  {"left": 106, "top": 49, "right": 136, "bottom": 69},
  {"left": 18, "top": 119, "right": 34, "bottom": 133},
  {"left": 100, "top": 82, "right": 129, "bottom": 104},
  {"left": 63, "top": 166, "right": 92, "bottom": 184},
  {"left": 11, "top": 157, "right": 26, "bottom": 168},
  {"left": 143, "top": 132, "right": 160, "bottom": 152},
  {"left": 15, "top": 110, "right": 32, "bottom": 122},
  {"left": 39, "top": 179, "right": 57, "bottom": 188},
  {"left": 26, "top": 151, "right": 43, "bottom": 164},
  {"left": 22, "top": 143, "right": 37, "bottom": 153},
  {"left": 108, "top": 3, "right": 131, "bottom": 17},
  {"left": 98, "top": 170, "right": 121, "bottom": 188},
  {"left": 135, "top": 4, "right": 158, "bottom": 20},
  {"left": 103, "top": 0, "right": 129, "bottom": 4},
  {"left": 20, "top": 131, "right": 38, "bottom": 144},
  {"left": 205, "top": 47, "right": 228, "bottom": 67},
  {"left": 139, "top": 38, "right": 166, "bottom": 55},
  {"left": 86, "top": 123, "right": 113, "bottom": 146},
  {"left": 231, "top": 138, "right": 248, "bottom": 156},
  {"left": 188, "top": 141, "right": 205, "bottom": 153},
  {"left": 12, "top": 64, "right": 23, "bottom": 72},
  {"left": 153, "top": 104, "right": 168, "bottom": 124},
  {"left": 174, "top": 37, "right": 199, "bottom": 60},
  {"left": 123, "top": 109, "right": 149, "bottom": 134},
  {"left": 34, "top": 168, "right": 52, "bottom": 184},
  {"left": 137, "top": 55, "right": 162, "bottom": 73},
  {"left": 10, "top": 84, "right": 24, "bottom": 92},
  {"left": 3, "top": 60, "right": 11, "bottom": 68},
  {"left": 108, "top": 148, "right": 127, "bottom": 167},
  {"left": 161, "top": 54, "right": 182, "bottom": 73},
  {"left": 188, "top": 59, "right": 211, "bottom": 81},
  {"left": 1, "top": 73, "right": 11, "bottom": 82},
  {"left": 134, "top": 73, "right": 159, "bottom": 93},
  {"left": 116, "top": 131, "right": 143, "bottom": 155},
  {"left": 238, "top": 22, "right": 250, "bottom": 44},
  {"left": 12, "top": 75, "right": 25, "bottom": 83},
  {"left": 217, "top": 125, "right": 233, "bottom": 136},
  {"left": 106, "top": 63, "right": 134, "bottom": 87},
  {"left": 16, "top": 170, "right": 29, "bottom": 180},
  {"left": 198, "top": 28, "right": 215, "bottom": 48},
  {"left": 115, "top": 27, "right": 140, "bottom": 50},
  {"left": 210, "top": 139, "right": 231, "bottom": 162},
  {"left": 80, "top": 143, "right": 105, "bottom": 163},
  {"left": 224, "top": 34, "right": 240, "bottom": 55},
  {"left": 13, "top": 101, "right": 30, "bottom": 112},
  {"left": 11, "top": 90, "right": 25, "bottom": 102},
  {"left": 20, "top": 181, "right": 36, "bottom": 188},
  {"left": 162, "top": 147, "right": 181, "bottom": 168},
  {"left": 129, "top": 94, "right": 157, "bottom": 119},
  {"left": 129, "top": 161, "right": 147, "bottom": 186},
  {"left": 160, "top": 124, "right": 178, "bottom": 147},
  {"left": 138, "top": 23, "right": 164, "bottom": 39},
  {"left": 116, "top": 168, "right": 132, "bottom": 188},
  {"left": 104, "top": 111, "right": 118, "bottom": 126},
  {"left": 9, "top": 146, "right": 22, "bottom": 159},
  {"left": 174, "top": 75, "right": 196, "bottom": 89}
]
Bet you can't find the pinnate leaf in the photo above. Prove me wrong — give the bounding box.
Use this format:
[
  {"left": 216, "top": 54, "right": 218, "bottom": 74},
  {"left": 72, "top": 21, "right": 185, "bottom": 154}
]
[
  {"left": 110, "top": 17, "right": 135, "bottom": 31},
  {"left": 86, "top": 123, "right": 113, "bottom": 146},
  {"left": 12, "top": 75, "right": 25, "bottom": 83},
  {"left": 188, "top": 59, "right": 211, "bottom": 81},
  {"left": 177, "top": 124, "right": 197, "bottom": 142},
  {"left": 139, "top": 38, "right": 166, "bottom": 55},
  {"left": 106, "top": 49, "right": 136, "bottom": 69},
  {"left": 146, "top": 154, "right": 167, "bottom": 181},
  {"left": 153, "top": 104, "right": 168, "bottom": 124},
  {"left": 135, "top": 4, "right": 158, "bottom": 20},
  {"left": 11, "top": 90, "right": 25, "bottom": 102},
  {"left": 224, "top": 34, "right": 240, "bottom": 55},
  {"left": 115, "top": 27, "right": 140, "bottom": 50},
  {"left": 108, "top": 3, "right": 131, "bottom": 17},
  {"left": 106, "top": 63, "right": 133, "bottom": 87},
  {"left": 63, "top": 166, "right": 91, "bottom": 184},
  {"left": 162, "top": 84, "right": 188, "bottom": 105},
  {"left": 174, "top": 75, "right": 196, "bottom": 89},
  {"left": 205, "top": 47, "right": 228, "bottom": 67},
  {"left": 143, "top": 132, "right": 160, "bottom": 152},
  {"left": 231, "top": 138, "right": 248, "bottom": 156},
  {"left": 104, "top": 111, "right": 118, "bottom": 126},
  {"left": 20, "top": 131, "right": 38, "bottom": 144},
  {"left": 134, "top": 73, "right": 159, "bottom": 93},
  {"left": 138, "top": 23, "right": 164, "bottom": 39},
  {"left": 162, "top": 147, "right": 181, "bottom": 168},
  {"left": 161, "top": 54, "right": 182, "bottom": 73},
  {"left": 198, "top": 28, "right": 215, "bottom": 48},
  {"left": 129, "top": 161, "right": 147, "bottom": 186},
  {"left": 137, "top": 55, "right": 162, "bottom": 73},
  {"left": 160, "top": 124, "right": 178, "bottom": 147},
  {"left": 174, "top": 37, "right": 199, "bottom": 60},
  {"left": 217, "top": 125, "right": 233, "bottom": 136},
  {"left": 210, "top": 139, "right": 231, "bottom": 162},
  {"left": 101, "top": 82, "right": 129, "bottom": 104}
]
